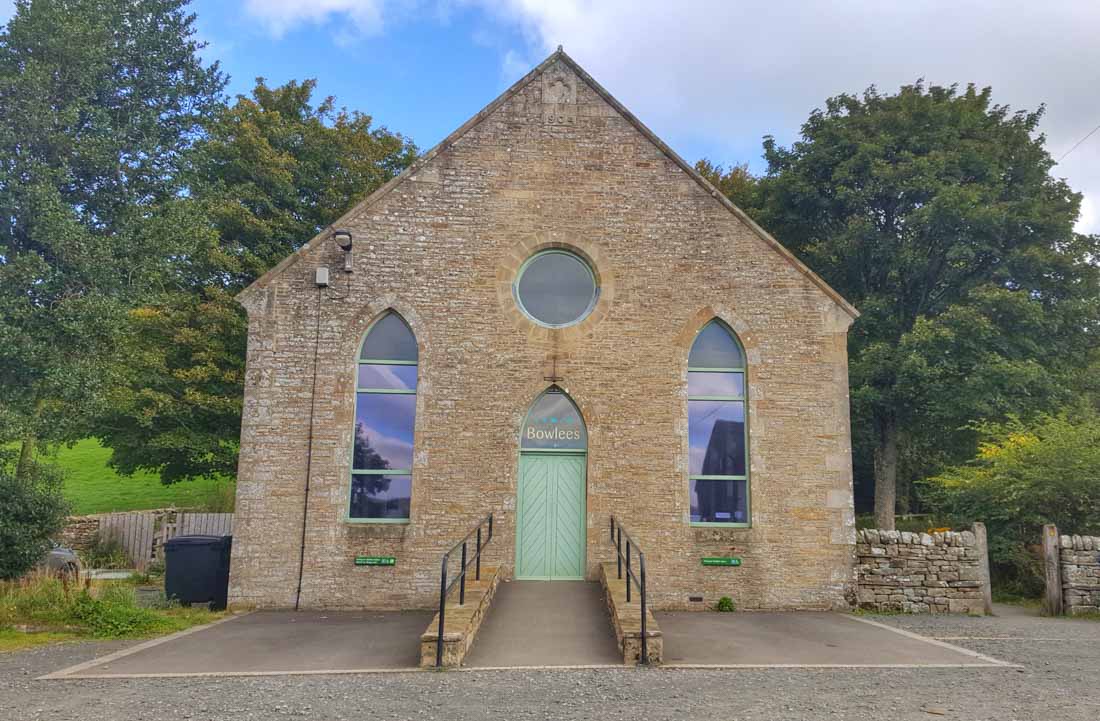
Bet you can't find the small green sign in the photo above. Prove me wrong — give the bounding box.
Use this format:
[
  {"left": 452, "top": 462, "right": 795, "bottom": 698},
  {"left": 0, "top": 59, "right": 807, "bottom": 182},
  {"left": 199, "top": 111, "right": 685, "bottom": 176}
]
[
  {"left": 355, "top": 556, "right": 395, "bottom": 566},
  {"left": 701, "top": 557, "right": 742, "bottom": 567}
]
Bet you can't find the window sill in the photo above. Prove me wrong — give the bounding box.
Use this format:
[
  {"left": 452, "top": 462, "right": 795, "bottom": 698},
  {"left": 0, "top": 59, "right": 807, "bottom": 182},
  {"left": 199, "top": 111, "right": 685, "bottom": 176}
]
[
  {"left": 344, "top": 518, "right": 410, "bottom": 525},
  {"left": 690, "top": 522, "right": 751, "bottom": 529}
]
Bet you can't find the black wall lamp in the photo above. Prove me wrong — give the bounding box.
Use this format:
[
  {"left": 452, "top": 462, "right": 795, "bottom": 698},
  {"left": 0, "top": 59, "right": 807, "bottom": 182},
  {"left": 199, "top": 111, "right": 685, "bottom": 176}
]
[{"left": 332, "top": 228, "right": 353, "bottom": 272}]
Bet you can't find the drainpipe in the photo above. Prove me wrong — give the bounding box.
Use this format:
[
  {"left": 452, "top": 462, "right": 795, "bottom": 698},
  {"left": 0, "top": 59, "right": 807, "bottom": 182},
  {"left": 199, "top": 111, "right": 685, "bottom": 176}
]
[{"left": 294, "top": 284, "right": 324, "bottom": 610}]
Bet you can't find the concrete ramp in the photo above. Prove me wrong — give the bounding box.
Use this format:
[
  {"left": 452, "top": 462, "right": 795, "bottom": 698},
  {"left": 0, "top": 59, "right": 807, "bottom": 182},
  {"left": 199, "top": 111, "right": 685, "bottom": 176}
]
[{"left": 463, "top": 581, "right": 621, "bottom": 668}]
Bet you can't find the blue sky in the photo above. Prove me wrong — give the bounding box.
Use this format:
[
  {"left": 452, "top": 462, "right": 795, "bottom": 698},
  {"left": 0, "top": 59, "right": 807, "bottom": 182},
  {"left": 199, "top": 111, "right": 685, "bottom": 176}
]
[
  {"left": 189, "top": 2, "right": 548, "bottom": 160},
  {"left": 3, "top": 1, "right": 1099, "bottom": 233}
]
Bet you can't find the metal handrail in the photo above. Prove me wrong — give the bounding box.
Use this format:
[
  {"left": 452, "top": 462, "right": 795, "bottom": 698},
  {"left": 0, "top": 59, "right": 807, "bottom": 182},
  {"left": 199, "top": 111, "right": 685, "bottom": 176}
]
[
  {"left": 609, "top": 515, "right": 649, "bottom": 664},
  {"left": 435, "top": 513, "right": 494, "bottom": 667}
]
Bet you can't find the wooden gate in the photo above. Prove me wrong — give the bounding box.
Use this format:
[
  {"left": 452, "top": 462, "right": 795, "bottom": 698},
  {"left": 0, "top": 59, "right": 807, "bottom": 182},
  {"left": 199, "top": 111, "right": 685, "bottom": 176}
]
[
  {"left": 95, "top": 511, "right": 234, "bottom": 570},
  {"left": 99, "top": 512, "right": 156, "bottom": 571}
]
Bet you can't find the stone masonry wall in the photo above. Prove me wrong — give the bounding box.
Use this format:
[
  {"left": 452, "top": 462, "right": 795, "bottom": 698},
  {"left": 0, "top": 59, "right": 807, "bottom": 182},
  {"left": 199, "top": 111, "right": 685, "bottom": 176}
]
[
  {"left": 58, "top": 515, "right": 102, "bottom": 552},
  {"left": 855, "top": 528, "right": 986, "bottom": 614},
  {"left": 1060, "top": 534, "right": 1100, "bottom": 615},
  {"left": 229, "top": 53, "right": 857, "bottom": 612}
]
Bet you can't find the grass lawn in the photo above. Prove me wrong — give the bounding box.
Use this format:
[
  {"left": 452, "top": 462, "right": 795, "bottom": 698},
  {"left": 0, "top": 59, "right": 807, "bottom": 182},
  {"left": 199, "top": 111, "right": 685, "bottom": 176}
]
[
  {"left": 39, "top": 439, "right": 230, "bottom": 515},
  {"left": 0, "top": 628, "right": 80, "bottom": 653}
]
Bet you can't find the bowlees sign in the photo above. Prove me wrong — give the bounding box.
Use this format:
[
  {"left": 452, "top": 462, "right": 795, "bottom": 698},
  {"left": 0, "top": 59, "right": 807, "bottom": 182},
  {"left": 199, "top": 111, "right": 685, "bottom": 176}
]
[{"left": 521, "top": 389, "right": 586, "bottom": 450}]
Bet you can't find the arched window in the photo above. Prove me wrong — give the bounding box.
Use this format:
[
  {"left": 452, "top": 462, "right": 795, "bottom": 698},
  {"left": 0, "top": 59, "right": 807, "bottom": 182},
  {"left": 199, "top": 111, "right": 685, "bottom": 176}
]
[
  {"left": 350, "top": 312, "right": 417, "bottom": 521},
  {"left": 688, "top": 319, "right": 748, "bottom": 525}
]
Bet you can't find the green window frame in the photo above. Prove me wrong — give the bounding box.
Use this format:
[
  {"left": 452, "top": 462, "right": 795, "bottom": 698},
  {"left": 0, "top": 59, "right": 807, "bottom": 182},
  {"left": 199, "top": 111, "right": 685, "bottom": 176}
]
[
  {"left": 688, "top": 319, "right": 750, "bottom": 527},
  {"left": 349, "top": 312, "right": 417, "bottom": 524}
]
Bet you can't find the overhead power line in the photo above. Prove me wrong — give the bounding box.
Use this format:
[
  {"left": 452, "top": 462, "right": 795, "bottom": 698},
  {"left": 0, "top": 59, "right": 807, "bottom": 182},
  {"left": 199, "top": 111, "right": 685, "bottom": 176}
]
[{"left": 1057, "top": 121, "right": 1100, "bottom": 163}]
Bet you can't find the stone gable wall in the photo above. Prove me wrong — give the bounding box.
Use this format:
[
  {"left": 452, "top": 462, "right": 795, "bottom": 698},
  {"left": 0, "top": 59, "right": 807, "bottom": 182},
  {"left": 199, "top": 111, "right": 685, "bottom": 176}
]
[
  {"left": 1060, "top": 534, "right": 1100, "bottom": 615},
  {"left": 855, "top": 528, "right": 987, "bottom": 614},
  {"left": 229, "top": 57, "right": 857, "bottom": 612}
]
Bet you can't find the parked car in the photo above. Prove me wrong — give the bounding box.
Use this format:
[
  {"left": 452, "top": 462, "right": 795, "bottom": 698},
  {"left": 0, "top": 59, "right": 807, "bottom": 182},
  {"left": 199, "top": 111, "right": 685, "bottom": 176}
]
[{"left": 40, "top": 542, "right": 82, "bottom": 580}]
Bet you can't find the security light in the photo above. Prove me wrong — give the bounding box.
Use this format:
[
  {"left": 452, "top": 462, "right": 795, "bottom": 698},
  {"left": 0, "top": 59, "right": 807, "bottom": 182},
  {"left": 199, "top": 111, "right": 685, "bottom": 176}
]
[
  {"left": 332, "top": 228, "right": 353, "bottom": 252},
  {"left": 332, "top": 228, "right": 353, "bottom": 273}
]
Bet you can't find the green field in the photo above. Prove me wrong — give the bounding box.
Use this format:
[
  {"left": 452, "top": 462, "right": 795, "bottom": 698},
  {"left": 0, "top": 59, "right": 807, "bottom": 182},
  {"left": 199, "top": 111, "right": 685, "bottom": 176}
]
[{"left": 36, "top": 439, "right": 231, "bottom": 515}]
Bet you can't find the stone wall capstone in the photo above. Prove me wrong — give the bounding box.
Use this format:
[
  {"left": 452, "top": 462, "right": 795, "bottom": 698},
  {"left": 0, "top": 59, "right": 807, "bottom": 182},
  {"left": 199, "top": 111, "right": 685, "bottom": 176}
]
[
  {"left": 855, "top": 528, "right": 987, "bottom": 614},
  {"left": 1060, "top": 534, "right": 1100, "bottom": 616}
]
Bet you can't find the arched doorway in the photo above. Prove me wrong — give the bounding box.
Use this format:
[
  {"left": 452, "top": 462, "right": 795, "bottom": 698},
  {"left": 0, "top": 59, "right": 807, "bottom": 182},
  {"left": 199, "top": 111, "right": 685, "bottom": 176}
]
[{"left": 515, "top": 386, "right": 587, "bottom": 580}]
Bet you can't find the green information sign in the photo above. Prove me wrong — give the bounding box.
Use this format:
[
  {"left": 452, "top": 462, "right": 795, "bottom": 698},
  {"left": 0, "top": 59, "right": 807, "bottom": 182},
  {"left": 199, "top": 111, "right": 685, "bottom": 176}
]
[
  {"left": 701, "top": 557, "right": 742, "bottom": 567},
  {"left": 355, "top": 556, "right": 396, "bottom": 566}
]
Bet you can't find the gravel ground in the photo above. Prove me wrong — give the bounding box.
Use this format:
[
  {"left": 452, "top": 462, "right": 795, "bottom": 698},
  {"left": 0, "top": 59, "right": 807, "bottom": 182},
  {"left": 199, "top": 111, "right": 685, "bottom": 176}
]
[{"left": 3, "top": 605, "right": 1098, "bottom": 721}]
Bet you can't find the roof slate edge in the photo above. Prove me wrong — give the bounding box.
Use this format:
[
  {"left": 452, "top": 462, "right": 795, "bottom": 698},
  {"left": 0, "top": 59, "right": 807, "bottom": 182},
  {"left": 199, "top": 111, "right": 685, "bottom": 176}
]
[{"left": 237, "top": 48, "right": 859, "bottom": 320}]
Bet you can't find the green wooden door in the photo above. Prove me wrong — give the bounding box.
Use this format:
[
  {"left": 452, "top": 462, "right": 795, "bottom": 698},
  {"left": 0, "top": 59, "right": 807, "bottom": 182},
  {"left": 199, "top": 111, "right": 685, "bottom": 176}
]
[{"left": 516, "top": 453, "right": 586, "bottom": 580}]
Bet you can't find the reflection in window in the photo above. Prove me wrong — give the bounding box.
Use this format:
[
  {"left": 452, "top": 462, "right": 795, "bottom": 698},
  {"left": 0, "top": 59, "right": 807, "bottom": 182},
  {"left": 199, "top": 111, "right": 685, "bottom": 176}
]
[
  {"left": 688, "top": 320, "right": 748, "bottom": 525},
  {"left": 350, "top": 312, "right": 417, "bottom": 520}
]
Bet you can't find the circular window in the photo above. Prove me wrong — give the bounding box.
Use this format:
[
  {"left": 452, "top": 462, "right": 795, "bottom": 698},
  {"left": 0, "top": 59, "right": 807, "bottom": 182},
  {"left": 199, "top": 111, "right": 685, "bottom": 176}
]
[{"left": 514, "top": 250, "right": 598, "bottom": 327}]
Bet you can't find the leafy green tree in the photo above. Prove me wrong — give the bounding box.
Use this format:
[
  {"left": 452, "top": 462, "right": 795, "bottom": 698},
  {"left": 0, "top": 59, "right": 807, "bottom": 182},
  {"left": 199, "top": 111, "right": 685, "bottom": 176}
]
[
  {"left": 98, "top": 79, "right": 418, "bottom": 483},
  {"left": 753, "top": 82, "right": 1100, "bottom": 529},
  {"left": 923, "top": 410, "right": 1100, "bottom": 594},
  {"left": 0, "top": 0, "right": 226, "bottom": 479},
  {"left": 695, "top": 159, "right": 758, "bottom": 210},
  {"left": 0, "top": 449, "right": 70, "bottom": 579}
]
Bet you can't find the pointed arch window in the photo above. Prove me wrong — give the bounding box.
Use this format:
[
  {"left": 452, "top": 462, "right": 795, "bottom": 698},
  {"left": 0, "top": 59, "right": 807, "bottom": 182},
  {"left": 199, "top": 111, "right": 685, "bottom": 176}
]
[
  {"left": 350, "top": 312, "right": 417, "bottom": 521},
  {"left": 688, "top": 320, "right": 749, "bottom": 526}
]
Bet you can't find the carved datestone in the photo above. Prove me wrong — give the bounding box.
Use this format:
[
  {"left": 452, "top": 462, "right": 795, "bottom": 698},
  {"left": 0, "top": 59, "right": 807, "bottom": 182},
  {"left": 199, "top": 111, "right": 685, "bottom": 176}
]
[{"left": 542, "top": 67, "right": 577, "bottom": 125}]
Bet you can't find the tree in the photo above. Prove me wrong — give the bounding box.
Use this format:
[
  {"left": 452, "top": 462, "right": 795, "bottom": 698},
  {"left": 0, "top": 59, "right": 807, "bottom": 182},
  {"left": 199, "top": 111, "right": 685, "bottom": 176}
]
[
  {"left": 753, "top": 82, "right": 1100, "bottom": 529},
  {"left": 694, "top": 159, "right": 758, "bottom": 210},
  {"left": 97, "top": 79, "right": 418, "bottom": 483},
  {"left": 0, "top": 0, "right": 226, "bottom": 479},
  {"left": 922, "top": 410, "right": 1100, "bottom": 594},
  {"left": 0, "top": 450, "right": 70, "bottom": 579}
]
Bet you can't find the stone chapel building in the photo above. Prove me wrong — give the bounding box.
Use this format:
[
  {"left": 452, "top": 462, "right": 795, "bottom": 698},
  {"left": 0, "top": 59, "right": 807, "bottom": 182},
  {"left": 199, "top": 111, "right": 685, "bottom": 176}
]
[{"left": 228, "top": 49, "right": 859, "bottom": 612}]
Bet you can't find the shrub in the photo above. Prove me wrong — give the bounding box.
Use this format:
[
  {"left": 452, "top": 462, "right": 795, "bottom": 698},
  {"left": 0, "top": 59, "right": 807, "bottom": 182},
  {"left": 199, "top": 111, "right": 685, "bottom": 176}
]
[
  {"left": 715, "top": 596, "right": 735, "bottom": 612},
  {"left": 922, "top": 410, "right": 1100, "bottom": 596},
  {"left": 0, "top": 451, "right": 70, "bottom": 580},
  {"left": 68, "top": 585, "right": 165, "bottom": 637}
]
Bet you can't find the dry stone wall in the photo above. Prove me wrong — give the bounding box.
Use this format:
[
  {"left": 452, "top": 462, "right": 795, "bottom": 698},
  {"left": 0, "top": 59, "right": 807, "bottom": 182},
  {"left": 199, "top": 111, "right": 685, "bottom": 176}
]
[
  {"left": 855, "top": 528, "right": 987, "bottom": 614},
  {"left": 58, "top": 515, "right": 102, "bottom": 551},
  {"left": 1060, "top": 534, "right": 1100, "bottom": 616}
]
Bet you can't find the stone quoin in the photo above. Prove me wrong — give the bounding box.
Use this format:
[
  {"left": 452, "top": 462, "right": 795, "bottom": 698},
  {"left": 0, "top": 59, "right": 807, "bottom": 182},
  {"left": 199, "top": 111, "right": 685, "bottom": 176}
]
[{"left": 228, "top": 48, "right": 860, "bottom": 612}]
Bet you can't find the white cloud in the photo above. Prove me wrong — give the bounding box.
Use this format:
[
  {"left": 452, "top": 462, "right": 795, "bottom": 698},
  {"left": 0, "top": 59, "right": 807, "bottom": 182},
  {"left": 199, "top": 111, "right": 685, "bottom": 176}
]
[
  {"left": 474, "top": 0, "right": 1100, "bottom": 234},
  {"left": 243, "top": 0, "right": 386, "bottom": 39}
]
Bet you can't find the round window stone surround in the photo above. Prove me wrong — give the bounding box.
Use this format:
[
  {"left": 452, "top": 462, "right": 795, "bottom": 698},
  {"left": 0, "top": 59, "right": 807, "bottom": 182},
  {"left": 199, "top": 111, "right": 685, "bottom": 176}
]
[
  {"left": 513, "top": 249, "right": 599, "bottom": 328},
  {"left": 495, "top": 238, "right": 615, "bottom": 344}
]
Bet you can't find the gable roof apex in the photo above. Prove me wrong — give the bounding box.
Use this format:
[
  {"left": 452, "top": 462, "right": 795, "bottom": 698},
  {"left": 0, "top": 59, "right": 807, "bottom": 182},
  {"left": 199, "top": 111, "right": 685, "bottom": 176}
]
[{"left": 238, "top": 48, "right": 858, "bottom": 320}]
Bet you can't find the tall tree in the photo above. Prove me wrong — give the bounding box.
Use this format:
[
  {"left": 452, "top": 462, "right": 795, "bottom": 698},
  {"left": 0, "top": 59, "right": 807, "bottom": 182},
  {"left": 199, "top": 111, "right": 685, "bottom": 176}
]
[
  {"left": 97, "top": 79, "right": 418, "bottom": 483},
  {"left": 695, "top": 159, "right": 758, "bottom": 210},
  {"left": 753, "top": 82, "right": 1100, "bottom": 529},
  {"left": 0, "top": 0, "right": 225, "bottom": 479}
]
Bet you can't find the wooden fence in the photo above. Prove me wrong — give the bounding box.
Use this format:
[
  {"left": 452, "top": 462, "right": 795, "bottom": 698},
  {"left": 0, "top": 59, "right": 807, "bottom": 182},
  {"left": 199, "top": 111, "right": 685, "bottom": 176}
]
[{"left": 94, "top": 511, "right": 234, "bottom": 571}]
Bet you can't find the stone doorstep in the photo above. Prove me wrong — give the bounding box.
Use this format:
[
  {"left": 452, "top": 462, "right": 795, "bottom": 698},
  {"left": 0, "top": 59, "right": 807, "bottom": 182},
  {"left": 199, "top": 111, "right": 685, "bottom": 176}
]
[
  {"left": 598, "top": 562, "right": 663, "bottom": 666},
  {"left": 419, "top": 566, "right": 501, "bottom": 668}
]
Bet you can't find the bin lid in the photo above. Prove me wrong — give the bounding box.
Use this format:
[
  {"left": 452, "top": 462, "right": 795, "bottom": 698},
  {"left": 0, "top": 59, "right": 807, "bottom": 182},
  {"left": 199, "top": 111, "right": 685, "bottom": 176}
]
[{"left": 164, "top": 534, "right": 230, "bottom": 547}]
